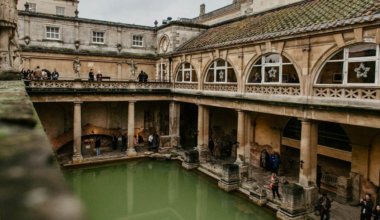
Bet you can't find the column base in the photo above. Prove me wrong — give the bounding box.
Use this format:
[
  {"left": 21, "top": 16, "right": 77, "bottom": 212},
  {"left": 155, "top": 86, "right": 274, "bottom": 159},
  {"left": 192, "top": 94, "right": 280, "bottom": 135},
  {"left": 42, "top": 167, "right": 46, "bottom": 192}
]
[
  {"left": 127, "top": 148, "right": 137, "bottom": 157},
  {"left": 276, "top": 209, "right": 306, "bottom": 220},
  {"left": 218, "top": 179, "right": 239, "bottom": 192},
  {"left": 72, "top": 154, "right": 83, "bottom": 164},
  {"left": 181, "top": 161, "right": 199, "bottom": 170},
  {"left": 249, "top": 185, "right": 268, "bottom": 206}
]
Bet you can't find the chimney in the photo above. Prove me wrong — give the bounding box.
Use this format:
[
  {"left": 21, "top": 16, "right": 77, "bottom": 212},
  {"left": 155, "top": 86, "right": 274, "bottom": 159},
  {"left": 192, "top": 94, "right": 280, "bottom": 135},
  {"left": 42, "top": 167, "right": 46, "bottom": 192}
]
[{"left": 200, "top": 4, "right": 205, "bottom": 16}]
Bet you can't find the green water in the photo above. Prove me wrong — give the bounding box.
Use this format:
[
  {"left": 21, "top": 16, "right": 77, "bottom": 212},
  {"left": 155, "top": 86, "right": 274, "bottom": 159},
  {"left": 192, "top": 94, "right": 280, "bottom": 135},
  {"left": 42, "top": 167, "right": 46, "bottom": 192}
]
[{"left": 64, "top": 160, "right": 276, "bottom": 220}]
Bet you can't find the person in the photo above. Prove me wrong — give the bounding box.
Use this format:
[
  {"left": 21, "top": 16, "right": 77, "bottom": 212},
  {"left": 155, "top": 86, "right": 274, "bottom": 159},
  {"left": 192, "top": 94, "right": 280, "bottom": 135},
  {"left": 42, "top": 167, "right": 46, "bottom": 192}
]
[
  {"left": 51, "top": 68, "right": 59, "bottom": 80},
  {"left": 96, "top": 71, "right": 102, "bottom": 81},
  {"left": 88, "top": 69, "right": 95, "bottom": 81},
  {"left": 133, "top": 135, "right": 138, "bottom": 145},
  {"left": 373, "top": 204, "right": 380, "bottom": 220},
  {"left": 138, "top": 135, "right": 144, "bottom": 144},
  {"left": 272, "top": 152, "right": 281, "bottom": 174},
  {"left": 148, "top": 134, "right": 154, "bottom": 151},
  {"left": 208, "top": 137, "right": 215, "bottom": 157},
  {"left": 270, "top": 172, "right": 281, "bottom": 200},
  {"left": 117, "top": 134, "right": 123, "bottom": 151},
  {"left": 121, "top": 133, "right": 127, "bottom": 152},
  {"left": 360, "top": 194, "right": 374, "bottom": 220},
  {"left": 112, "top": 134, "right": 117, "bottom": 151},
  {"left": 138, "top": 70, "right": 144, "bottom": 82},
  {"left": 143, "top": 71, "right": 148, "bottom": 82},
  {"left": 260, "top": 149, "right": 269, "bottom": 170},
  {"left": 317, "top": 193, "right": 331, "bottom": 220},
  {"left": 153, "top": 133, "right": 160, "bottom": 152},
  {"left": 95, "top": 137, "right": 101, "bottom": 156},
  {"left": 34, "top": 66, "right": 42, "bottom": 80}
]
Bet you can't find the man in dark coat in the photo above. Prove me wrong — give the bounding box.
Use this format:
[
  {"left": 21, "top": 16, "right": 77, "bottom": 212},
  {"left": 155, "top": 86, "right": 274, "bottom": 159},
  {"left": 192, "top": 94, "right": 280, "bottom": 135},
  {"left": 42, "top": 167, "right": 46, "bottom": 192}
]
[
  {"left": 360, "top": 194, "right": 374, "bottom": 220},
  {"left": 317, "top": 193, "right": 331, "bottom": 220},
  {"left": 121, "top": 133, "right": 127, "bottom": 152},
  {"left": 208, "top": 137, "right": 215, "bottom": 157},
  {"left": 95, "top": 137, "right": 101, "bottom": 156},
  {"left": 373, "top": 204, "right": 380, "bottom": 220}
]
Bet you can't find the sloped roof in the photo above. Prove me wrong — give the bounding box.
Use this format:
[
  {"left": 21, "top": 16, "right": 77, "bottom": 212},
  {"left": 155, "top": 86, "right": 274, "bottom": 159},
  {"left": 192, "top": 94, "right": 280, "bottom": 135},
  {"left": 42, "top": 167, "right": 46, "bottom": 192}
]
[{"left": 176, "top": 0, "right": 380, "bottom": 53}]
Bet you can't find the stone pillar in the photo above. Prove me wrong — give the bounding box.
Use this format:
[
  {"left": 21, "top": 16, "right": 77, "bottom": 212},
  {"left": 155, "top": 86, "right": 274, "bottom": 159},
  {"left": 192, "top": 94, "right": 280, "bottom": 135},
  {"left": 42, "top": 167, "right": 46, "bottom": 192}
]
[
  {"left": 236, "top": 110, "right": 246, "bottom": 163},
  {"left": 310, "top": 122, "right": 318, "bottom": 184},
  {"left": 169, "top": 101, "right": 180, "bottom": 148},
  {"left": 276, "top": 183, "right": 306, "bottom": 220},
  {"left": 72, "top": 101, "right": 83, "bottom": 163},
  {"left": 299, "top": 119, "right": 312, "bottom": 187},
  {"left": 197, "top": 105, "right": 206, "bottom": 163},
  {"left": 127, "top": 101, "right": 137, "bottom": 156},
  {"left": 203, "top": 106, "right": 210, "bottom": 151},
  {"left": 218, "top": 164, "right": 240, "bottom": 192}
]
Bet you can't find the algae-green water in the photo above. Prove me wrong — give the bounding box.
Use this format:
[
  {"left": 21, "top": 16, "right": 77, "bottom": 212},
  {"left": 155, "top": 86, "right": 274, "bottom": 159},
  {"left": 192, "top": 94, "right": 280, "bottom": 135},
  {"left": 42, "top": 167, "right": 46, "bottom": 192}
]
[{"left": 64, "top": 160, "right": 276, "bottom": 220}]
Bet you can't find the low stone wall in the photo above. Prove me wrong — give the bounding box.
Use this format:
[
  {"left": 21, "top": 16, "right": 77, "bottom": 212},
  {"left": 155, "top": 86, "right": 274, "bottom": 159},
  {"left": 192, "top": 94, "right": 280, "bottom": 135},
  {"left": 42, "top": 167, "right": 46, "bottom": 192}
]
[{"left": 0, "top": 80, "right": 84, "bottom": 219}]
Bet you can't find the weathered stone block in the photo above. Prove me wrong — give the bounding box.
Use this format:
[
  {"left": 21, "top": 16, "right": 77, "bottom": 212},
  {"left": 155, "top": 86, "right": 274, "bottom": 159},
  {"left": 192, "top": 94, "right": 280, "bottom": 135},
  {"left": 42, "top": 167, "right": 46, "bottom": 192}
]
[
  {"left": 277, "top": 183, "right": 306, "bottom": 219},
  {"left": 181, "top": 150, "right": 199, "bottom": 170},
  {"left": 249, "top": 183, "right": 268, "bottom": 206},
  {"left": 218, "top": 164, "right": 240, "bottom": 192}
]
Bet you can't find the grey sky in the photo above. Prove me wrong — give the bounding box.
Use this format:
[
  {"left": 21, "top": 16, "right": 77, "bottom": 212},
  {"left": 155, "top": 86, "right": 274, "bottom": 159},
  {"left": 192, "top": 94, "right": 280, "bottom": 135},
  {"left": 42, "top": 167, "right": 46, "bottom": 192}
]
[{"left": 78, "top": 0, "right": 232, "bottom": 26}]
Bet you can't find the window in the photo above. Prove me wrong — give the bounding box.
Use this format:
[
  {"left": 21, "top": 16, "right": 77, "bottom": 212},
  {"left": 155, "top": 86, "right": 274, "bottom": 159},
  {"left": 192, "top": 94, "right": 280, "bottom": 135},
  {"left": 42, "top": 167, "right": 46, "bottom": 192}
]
[
  {"left": 317, "top": 44, "right": 378, "bottom": 85},
  {"left": 28, "top": 2, "right": 36, "bottom": 12},
  {"left": 205, "top": 60, "right": 237, "bottom": 83},
  {"left": 56, "top": 6, "right": 65, "bottom": 16},
  {"left": 46, "top": 26, "right": 60, "bottom": 40},
  {"left": 247, "top": 54, "right": 299, "bottom": 84},
  {"left": 176, "top": 63, "right": 197, "bottom": 82},
  {"left": 92, "top": 31, "right": 105, "bottom": 44},
  {"left": 132, "top": 35, "right": 143, "bottom": 47}
]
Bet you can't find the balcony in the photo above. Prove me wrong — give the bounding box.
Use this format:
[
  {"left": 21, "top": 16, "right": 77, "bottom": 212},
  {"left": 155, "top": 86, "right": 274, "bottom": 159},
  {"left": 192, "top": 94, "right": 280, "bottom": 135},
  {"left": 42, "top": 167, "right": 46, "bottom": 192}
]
[
  {"left": 313, "top": 85, "right": 380, "bottom": 100},
  {"left": 245, "top": 84, "right": 300, "bottom": 96}
]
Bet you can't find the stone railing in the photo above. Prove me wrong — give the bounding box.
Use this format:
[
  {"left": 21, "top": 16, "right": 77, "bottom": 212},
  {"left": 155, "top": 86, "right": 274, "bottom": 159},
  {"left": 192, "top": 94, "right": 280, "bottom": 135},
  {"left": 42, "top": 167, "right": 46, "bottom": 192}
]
[
  {"left": 174, "top": 82, "right": 198, "bottom": 90},
  {"left": 313, "top": 85, "right": 380, "bottom": 100},
  {"left": 27, "top": 80, "right": 172, "bottom": 90},
  {"left": 245, "top": 84, "right": 301, "bottom": 96},
  {"left": 203, "top": 83, "right": 238, "bottom": 92},
  {"left": 321, "top": 173, "right": 338, "bottom": 193}
]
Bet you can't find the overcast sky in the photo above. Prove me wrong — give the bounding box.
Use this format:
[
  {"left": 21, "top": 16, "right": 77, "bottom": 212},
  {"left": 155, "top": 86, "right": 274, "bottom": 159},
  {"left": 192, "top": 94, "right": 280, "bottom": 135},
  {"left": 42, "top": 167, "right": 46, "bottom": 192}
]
[{"left": 78, "top": 0, "right": 232, "bottom": 26}]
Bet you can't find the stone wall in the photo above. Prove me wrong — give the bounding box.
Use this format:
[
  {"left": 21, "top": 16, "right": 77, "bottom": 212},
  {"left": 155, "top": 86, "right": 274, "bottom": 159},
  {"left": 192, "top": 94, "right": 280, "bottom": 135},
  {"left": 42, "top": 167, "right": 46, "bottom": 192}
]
[{"left": 17, "top": 0, "right": 78, "bottom": 17}]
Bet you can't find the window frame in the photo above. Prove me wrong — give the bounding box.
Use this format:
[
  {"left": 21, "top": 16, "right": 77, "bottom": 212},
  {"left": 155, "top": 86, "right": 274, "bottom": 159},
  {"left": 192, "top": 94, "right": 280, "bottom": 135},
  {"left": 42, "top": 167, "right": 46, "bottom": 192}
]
[
  {"left": 45, "top": 26, "right": 60, "bottom": 40},
  {"left": 205, "top": 60, "right": 237, "bottom": 84},
  {"left": 176, "top": 62, "right": 197, "bottom": 83},
  {"left": 316, "top": 44, "right": 379, "bottom": 86},
  {"left": 28, "top": 2, "right": 36, "bottom": 12},
  {"left": 132, "top": 35, "right": 144, "bottom": 47},
  {"left": 92, "top": 31, "right": 105, "bottom": 44},
  {"left": 247, "top": 54, "right": 298, "bottom": 85},
  {"left": 56, "top": 6, "right": 65, "bottom": 16}
]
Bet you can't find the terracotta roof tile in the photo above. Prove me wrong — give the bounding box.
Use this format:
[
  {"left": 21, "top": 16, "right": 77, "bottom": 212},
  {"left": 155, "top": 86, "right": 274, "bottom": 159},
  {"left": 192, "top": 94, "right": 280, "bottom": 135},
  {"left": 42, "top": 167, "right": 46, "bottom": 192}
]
[{"left": 177, "top": 0, "right": 380, "bottom": 53}]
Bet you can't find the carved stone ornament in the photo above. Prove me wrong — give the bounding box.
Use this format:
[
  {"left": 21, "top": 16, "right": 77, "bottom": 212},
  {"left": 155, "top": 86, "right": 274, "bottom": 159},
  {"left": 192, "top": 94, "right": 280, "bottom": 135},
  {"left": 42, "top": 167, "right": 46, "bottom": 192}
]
[
  {"left": 355, "top": 62, "right": 370, "bottom": 79},
  {"left": 268, "top": 67, "right": 277, "bottom": 78}
]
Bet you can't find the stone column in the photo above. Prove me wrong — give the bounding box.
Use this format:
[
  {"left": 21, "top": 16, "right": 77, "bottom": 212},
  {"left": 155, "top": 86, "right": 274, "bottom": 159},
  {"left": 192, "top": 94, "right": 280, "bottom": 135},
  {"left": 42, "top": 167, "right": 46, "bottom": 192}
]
[
  {"left": 299, "top": 119, "right": 318, "bottom": 187},
  {"left": 127, "top": 101, "right": 137, "bottom": 156},
  {"left": 169, "top": 101, "right": 180, "bottom": 148},
  {"left": 203, "top": 106, "right": 209, "bottom": 150},
  {"left": 72, "top": 101, "right": 83, "bottom": 163},
  {"left": 197, "top": 105, "right": 207, "bottom": 163},
  {"left": 236, "top": 110, "right": 246, "bottom": 163}
]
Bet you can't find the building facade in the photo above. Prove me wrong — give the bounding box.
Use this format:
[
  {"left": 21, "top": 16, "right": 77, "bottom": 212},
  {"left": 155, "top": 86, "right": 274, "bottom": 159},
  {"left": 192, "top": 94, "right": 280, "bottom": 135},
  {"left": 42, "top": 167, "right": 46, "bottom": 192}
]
[{"left": 18, "top": 0, "right": 380, "bottom": 219}]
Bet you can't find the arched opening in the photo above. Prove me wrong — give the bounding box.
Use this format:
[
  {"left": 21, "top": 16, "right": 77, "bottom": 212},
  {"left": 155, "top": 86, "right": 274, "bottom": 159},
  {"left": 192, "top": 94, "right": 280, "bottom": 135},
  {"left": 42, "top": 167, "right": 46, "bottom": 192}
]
[
  {"left": 176, "top": 62, "right": 198, "bottom": 82},
  {"left": 316, "top": 43, "right": 378, "bottom": 85},
  {"left": 247, "top": 54, "right": 299, "bottom": 84},
  {"left": 205, "top": 59, "right": 237, "bottom": 83},
  {"left": 282, "top": 118, "right": 352, "bottom": 194}
]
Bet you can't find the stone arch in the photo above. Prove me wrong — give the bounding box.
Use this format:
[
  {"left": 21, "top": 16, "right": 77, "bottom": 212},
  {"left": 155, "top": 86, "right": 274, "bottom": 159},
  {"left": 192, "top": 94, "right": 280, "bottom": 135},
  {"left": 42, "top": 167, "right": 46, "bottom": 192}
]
[
  {"left": 174, "top": 62, "right": 198, "bottom": 82},
  {"left": 202, "top": 58, "right": 238, "bottom": 83},
  {"left": 243, "top": 51, "right": 302, "bottom": 85},
  {"left": 310, "top": 42, "right": 378, "bottom": 86}
]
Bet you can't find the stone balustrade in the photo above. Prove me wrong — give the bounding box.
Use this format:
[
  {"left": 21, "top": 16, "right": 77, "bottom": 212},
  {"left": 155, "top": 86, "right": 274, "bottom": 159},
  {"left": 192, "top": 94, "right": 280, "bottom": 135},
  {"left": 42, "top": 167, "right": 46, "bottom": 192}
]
[
  {"left": 174, "top": 82, "right": 198, "bottom": 90},
  {"left": 203, "top": 83, "right": 238, "bottom": 92},
  {"left": 313, "top": 85, "right": 380, "bottom": 100},
  {"left": 245, "top": 84, "right": 301, "bottom": 96}
]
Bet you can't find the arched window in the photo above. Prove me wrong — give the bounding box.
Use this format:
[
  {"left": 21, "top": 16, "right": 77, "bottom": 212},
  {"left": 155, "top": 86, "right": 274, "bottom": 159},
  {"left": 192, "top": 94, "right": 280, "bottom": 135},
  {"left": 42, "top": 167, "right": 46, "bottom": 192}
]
[
  {"left": 205, "top": 59, "right": 237, "bottom": 83},
  {"left": 176, "top": 62, "right": 197, "bottom": 82},
  {"left": 247, "top": 54, "right": 299, "bottom": 84},
  {"left": 317, "top": 44, "right": 378, "bottom": 85}
]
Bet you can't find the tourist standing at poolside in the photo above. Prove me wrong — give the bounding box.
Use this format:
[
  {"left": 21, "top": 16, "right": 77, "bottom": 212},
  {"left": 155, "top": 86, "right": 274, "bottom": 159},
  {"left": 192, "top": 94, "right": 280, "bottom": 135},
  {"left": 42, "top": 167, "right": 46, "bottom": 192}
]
[
  {"left": 121, "top": 133, "right": 127, "bottom": 152},
  {"left": 208, "top": 137, "right": 214, "bottom": 157},
  {"left": 373, "top": 205, "right": 380, "bottom": 220},
  {"left": 270, "top": 172, "right": 281, "bottom": 200},
  {"left": 317, "top": 193, "right": 331, "bottom": 220}
]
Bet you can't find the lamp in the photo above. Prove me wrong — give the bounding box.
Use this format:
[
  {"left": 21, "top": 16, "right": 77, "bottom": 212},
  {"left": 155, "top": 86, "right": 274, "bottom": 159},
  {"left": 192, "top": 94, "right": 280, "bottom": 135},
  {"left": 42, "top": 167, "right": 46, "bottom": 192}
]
[
  {"left": 74, "top": 40, "right": 80, "bottom": 49},
  {"left": 116, "top": 43, "right": 122, "bottom": 52},
  {"left": 24, "top": 36, "right": 31, "bottom": 45}
]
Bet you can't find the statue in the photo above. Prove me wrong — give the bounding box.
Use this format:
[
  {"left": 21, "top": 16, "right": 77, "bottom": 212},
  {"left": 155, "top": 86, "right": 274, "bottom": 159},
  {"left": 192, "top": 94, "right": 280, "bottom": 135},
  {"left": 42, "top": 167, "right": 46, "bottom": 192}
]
[
  {"left": 126, "top": 60, "right": 138, "bottom": 80},
  {"left": 73, "top": 57, "right": 81, "bottom": 79},
  {"left": 0, "top": 0, "right": 20, "bottom": 78}
]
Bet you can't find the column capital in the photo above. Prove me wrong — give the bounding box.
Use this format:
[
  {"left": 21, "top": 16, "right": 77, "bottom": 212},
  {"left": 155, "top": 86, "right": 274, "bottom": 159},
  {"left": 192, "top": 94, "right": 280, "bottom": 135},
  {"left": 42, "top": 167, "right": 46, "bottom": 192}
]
[
  {"left": 298, "top": 118, "right": 311, "bottom": 123},
  {"left": 73, "top": 101, "right": 83, "bottom": 105},
  {"left": 128, "top": 101, "right": 136, "bottom": 104}
]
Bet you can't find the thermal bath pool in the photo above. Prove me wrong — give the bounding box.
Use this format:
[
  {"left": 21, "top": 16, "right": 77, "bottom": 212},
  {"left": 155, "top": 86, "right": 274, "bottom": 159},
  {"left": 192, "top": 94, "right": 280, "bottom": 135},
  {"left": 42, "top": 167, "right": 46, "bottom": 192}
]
[{"left": 64, "top": 160, "right": 276, "bottom": 220}]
